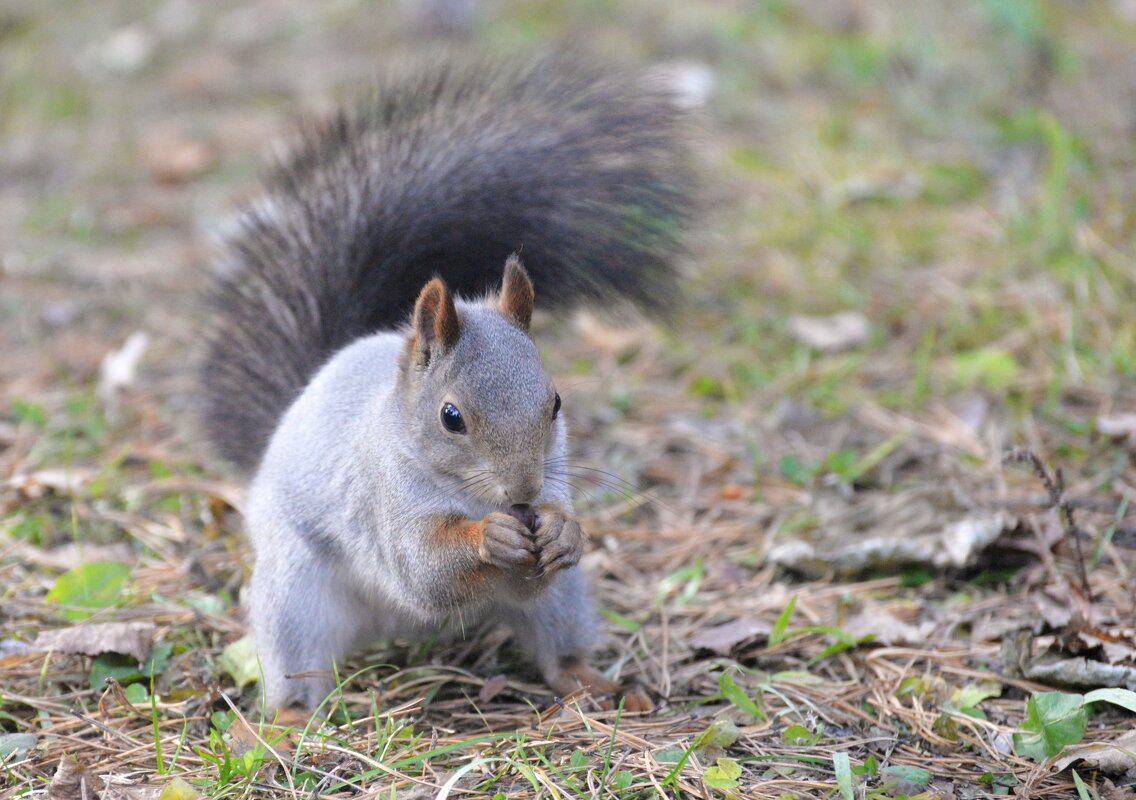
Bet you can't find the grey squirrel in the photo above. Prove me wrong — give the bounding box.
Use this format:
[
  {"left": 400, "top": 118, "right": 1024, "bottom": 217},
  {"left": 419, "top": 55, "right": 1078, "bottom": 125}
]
[{"left": 198, "top": 53, "right": 693, "bottom": 712}]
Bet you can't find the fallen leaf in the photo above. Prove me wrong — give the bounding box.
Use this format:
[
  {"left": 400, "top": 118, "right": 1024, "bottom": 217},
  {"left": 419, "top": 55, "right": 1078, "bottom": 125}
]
[
  {"left": 951, "top": 681, "right": 1003, "bottom": 711},
  {"left": 478, "top": 673, "right": 508, "bottom": 703},
  {"left": 46, "top": 561, "right": 132, "bottom": 621},
  {"left": 86, "top": 23, "right": 156, "bottom": 74},
  {"left": 102, "top": 783, "right": 163, "bottom": 800},
  {"left": 218, "top": 635, "right": 260, "bottom": 689},
  {"left": 788, "top": 311, "right": 870, "bottom": 352},
  {"left": 98, "top": 331, "right": 150, "bottom": 416},
  {"left": 34, "top": 622, "right": 155, "bottom": 663},
  {"left": 764, "top": 487, "right": 1009, "bottom": 577},
  {"left": 718, "top": 484, "right": 749, "bottom": 501},
  {"left": 5, "top": 468, "right": 95, "bottom": 500},
  {"left": 571, "top": 310, "right": 646, "bottom": 353},
  {"left": 227, "top": 715, "right": 296, "bottom": 758},
  {"left": 48, "top": 755, "right": 105, "bottom": 800},
  {"left": 1025, "top": 651, "right": 1136, "bottom": 690},
  {"left": 1034, "top": 591, "right": 1073, "bottom": 629},
  {"left": 1054, "top": 729, "right": 1136, "bottom": 779},
  {"left": 1102, "top": 778, "right": 1136, "bottom": 800},
  {"left": 1103, "top": 639, "right": 1136, "bottom": 665},
  {"left": 1097, "top": 414, "right": 1136, "bottom": 439},
  {"left": 0, "top": 639, "right": 32, "bottom": 661},
  {"left": 880, "top": 765, "right": 933, "bottom": 795},
  {"left": 694, "top": 717, "right": 739, "bottom": 761},
  {"left": 270, "top": 708, "right": 314, "bottom": 729},
  {"left": 652, "top": 745, "right": 686, "bottom": 764},
  {"left": 1072, "top": 624, "right": 1136, "bottom": 665},
  {"left": 157, "top": 777, "right": 203, "bottom": 800},
  {"left": 0, "top": 733, "right": 37, "bottom": 763},
  {"left": 702, "top": 756, "right": 742, "bottom": 790},
  {"left": 689, "top": 617, "right": 773, "bottom": 655},
  {"left": 842, "top": 607, "right": 935, "bottom": 647},
  {"left": 141, "top": 133, "right": 215, "bottom": 184}
]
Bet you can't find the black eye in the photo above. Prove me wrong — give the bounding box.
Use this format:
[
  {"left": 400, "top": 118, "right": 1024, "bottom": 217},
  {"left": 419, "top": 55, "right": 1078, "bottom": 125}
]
[
  {"left": 552, "top": 393, "right": 561, "bottom": 419},
  {"left": 441, "top": 402, "right": 466, "bottom": 434}
]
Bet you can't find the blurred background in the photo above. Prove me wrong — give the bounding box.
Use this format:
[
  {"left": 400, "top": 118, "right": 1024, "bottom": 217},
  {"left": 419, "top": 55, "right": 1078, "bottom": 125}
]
[
  {"left": 3, "top": 0, "right": 1134, "bottom": 436},
  {"left": 4, "top": 0, "right": 1136, "bottom": 555}
]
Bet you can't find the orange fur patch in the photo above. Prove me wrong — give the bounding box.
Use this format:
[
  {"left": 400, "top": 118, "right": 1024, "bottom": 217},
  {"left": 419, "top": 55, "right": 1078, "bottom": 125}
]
[{"left": 430, "top": 515, "right": 485, "bottom": 547}]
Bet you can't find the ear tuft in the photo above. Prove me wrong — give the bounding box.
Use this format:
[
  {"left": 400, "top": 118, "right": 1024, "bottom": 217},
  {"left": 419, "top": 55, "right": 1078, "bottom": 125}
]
[
  {"left": 411, "top": 278, "right": 461, "bottom": 366},
  {"left": 498, "top": 254, "right": 534, "bottom": 331}
]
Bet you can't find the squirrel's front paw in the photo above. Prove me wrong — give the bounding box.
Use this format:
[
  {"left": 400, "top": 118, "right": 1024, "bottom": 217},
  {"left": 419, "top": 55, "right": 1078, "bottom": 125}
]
[
  {"left": 533, "top": 510, "right": 586, "bottom": 578},
  {"left": 478, "top": 513, "right": 538, "bottom": 569}
]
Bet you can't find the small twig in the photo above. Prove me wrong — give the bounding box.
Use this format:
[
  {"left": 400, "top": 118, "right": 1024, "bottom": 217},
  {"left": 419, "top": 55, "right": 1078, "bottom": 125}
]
[{"left": 1003, "top": 447, "right": 1091, "bottom": 598}]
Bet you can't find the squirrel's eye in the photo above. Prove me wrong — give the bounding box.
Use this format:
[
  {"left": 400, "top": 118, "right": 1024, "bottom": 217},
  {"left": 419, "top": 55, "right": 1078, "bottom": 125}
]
[
  {"left": 440, "top": 402, "right": 466, "bottom": 434},
  {"left": 552, "top": 393, "right": 562, "bottom": 419}
]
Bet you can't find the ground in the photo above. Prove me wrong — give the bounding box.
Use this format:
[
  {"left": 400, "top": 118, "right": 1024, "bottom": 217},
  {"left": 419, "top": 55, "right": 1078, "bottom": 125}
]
[{"left": 2, "top": 1, "right": 1136, "bottom": 798}]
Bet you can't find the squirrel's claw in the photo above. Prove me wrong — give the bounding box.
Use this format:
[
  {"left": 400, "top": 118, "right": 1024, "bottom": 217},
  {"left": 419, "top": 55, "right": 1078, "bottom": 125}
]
[{"left": 532, "top": 511, "right": 585, "bottom": 578}]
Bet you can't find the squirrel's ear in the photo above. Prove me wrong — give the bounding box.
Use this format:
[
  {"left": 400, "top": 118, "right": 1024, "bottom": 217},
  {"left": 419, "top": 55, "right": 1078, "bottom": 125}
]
[
  {"left": 498, "top": 254, "right": 534, "bottom": 331},
  {"left": 410, "top": 278, "right": 461, "bottom": 366}
]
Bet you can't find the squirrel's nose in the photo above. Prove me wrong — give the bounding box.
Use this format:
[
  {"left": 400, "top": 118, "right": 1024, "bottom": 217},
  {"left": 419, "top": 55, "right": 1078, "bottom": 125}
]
[{"left": 504, "top": 476, "right": 543, "bottom": 505}]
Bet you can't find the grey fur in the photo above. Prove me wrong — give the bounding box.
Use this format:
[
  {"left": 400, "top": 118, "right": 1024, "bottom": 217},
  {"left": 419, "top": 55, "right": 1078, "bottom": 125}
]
[
  {"left": 248, "top": 300, "right": 592, "bottom": 709},
  {"left": 200, "top": 54, "right": 694, "bottom": 711}
]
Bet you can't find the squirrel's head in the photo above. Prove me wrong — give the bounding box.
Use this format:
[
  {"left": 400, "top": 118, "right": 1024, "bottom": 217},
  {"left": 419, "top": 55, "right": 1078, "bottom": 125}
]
[{"left": 398, "top": 256, "right": 563, "bottom": 506}]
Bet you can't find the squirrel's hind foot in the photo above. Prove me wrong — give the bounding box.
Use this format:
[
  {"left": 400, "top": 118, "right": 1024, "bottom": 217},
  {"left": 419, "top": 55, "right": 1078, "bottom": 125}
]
[{"left": 546, "top": 655, "right": 655, "bottom": 713}]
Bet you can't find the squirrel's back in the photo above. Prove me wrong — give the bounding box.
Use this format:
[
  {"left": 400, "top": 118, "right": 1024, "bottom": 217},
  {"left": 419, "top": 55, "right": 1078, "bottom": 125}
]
[{"left": 200, "top": 52, "right": 695, "bottom": 473}]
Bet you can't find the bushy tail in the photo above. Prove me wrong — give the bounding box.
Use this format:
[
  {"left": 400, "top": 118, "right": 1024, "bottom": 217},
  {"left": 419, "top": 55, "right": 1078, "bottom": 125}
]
[{"left": 199, "top": 52, "right": 696, "bottom": 473}]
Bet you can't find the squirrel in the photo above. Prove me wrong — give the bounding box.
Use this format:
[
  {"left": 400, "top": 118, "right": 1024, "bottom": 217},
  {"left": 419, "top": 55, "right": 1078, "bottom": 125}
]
[{"left": 198, "top": 52, "right": 694, "bottom": 713}]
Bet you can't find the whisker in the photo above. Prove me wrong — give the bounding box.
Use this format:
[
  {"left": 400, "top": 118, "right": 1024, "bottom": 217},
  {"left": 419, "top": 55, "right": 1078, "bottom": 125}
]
[
  {"left": 546, "top": 466, "right": 675, "bottom": 516},
  {"left": 549, "top": 462, "right": 646, "bottom": 494},
  {"left": 543, "top": 475, "right": 608, "bottom": 510}
]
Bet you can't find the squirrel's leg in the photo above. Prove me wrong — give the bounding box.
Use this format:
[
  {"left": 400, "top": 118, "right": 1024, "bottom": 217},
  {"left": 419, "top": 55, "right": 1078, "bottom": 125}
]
[
  {"left": 501, "top": 567, "right": 654, "bottom": 712},
  {"left": 248, "top": 546, "right": 364, "bottom": 712}
]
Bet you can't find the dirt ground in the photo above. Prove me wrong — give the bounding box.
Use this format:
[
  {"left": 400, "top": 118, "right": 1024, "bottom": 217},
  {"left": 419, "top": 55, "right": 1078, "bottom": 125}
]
[{"left": 2, "top": 1, "right": 1136, "bottom": 798}]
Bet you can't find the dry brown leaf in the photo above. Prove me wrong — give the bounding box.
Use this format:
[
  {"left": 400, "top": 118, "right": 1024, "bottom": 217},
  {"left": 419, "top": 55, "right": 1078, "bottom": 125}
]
[
  {"left": 688, "top": 617, "right": 774, "bottom": 655},
  {"left": 571, "top": 310, "right": 647, "bottom": 352},
  {"left": 1103, "top": 639, "right": 1136, "bottom": 664},
  {"left": 141, "top": 133, "right": 215, "bottom": 184},
  {"left": 1098, "top": 414, "right": 1136, "bottom": 438},
  {"left": 1054, "top": 729, "right": 1136, "bottom": 780},
  {"left": 48, "top": 755, "right": 105, "bottom": 800},
  {"left": 97, "top": 331, "right": 150, "bottom": 416},
  {"left": 228, "top": 714, "right": 300, "bottom": 758},
  {"left": 764, "top": 487, "right": 1008, "bottom": 577},
  {"left": 1034, "top": 590, "right": 1073, "bottom": 629},
  {"left": 842, "top": 607, "right": 935, "bottom": 646},
  {"left": 478, "top": 673, "right": 509, "bottom": 703},
  {"left": 1021, "top": 652, "right": 1136, "bottom": 690},
  {"left": 1102, "top": 778, "right": 1136, "bottom": 800},
  {"left": 270, "top": 708, "right": 314, "bottom": 729},
  {"left": 34, "top": 622, "right": 155, "bottom": 663},
  {"left": 5, "top": 468, "right": 95, "bottom": 500},
  {"left": 102, "top": 784, "right": 164, "bottom": 800},
  {"left": 717, "top": 484, "right": 749, "bottom": 501},
  {"left": 787, "top": 311, "right": 870, "bottom": 352}
]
